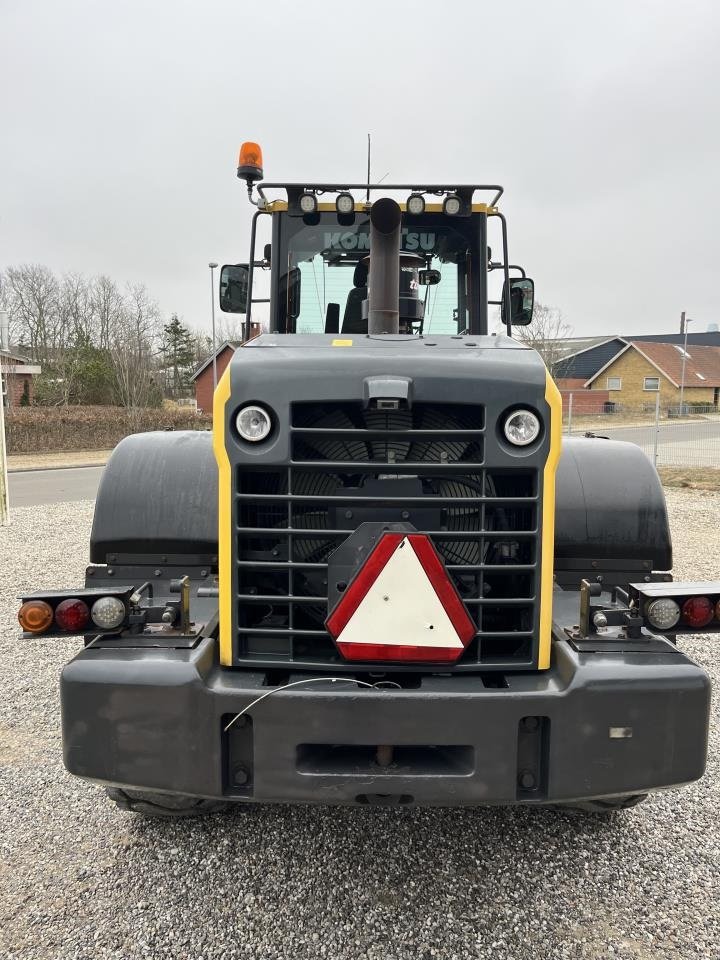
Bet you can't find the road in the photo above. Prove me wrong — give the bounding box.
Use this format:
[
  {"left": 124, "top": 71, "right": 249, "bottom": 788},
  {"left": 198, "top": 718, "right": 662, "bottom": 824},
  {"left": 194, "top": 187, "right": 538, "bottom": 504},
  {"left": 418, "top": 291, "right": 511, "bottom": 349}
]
[
  {"left": 571, "top": 418, "right": 720, "bottom": 467},
  {"left": 594, "top": 419, "right": 720, "bottom": 444},
  {"left": 6, "top": 418, "right": 720, "bottom": 510},
  {"left": 8, "top": 465, "right": 104, "bottom": 508}
]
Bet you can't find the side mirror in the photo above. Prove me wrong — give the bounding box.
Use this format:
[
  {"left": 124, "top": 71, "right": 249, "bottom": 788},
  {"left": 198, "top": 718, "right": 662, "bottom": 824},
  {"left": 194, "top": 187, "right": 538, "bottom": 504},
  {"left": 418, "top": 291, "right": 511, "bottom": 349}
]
[
  {"left": 502, "top": 277, "right": 534, "bottom": 325},
  {"left": 419, "top": 269, "right": 441, "bottom": 286},
  {"left": 219, "top": 264, "right": 249, "bottom": 314}
]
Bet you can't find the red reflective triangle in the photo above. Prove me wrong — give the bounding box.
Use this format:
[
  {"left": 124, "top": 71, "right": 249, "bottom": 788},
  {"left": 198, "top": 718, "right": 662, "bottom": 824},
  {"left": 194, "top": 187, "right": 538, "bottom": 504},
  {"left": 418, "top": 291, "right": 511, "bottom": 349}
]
[{"left": 326, "top": 533, "right": 476, "bottom": 663}]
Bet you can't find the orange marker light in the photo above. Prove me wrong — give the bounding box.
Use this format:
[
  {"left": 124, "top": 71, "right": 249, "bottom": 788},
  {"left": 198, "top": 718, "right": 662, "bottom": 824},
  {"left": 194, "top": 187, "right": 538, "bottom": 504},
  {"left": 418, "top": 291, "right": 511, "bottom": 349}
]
[
  {"left": 18, "top": 599, "right": 54, "bottom": 634},
  {"left": 237, "top": 141, "right": 264, "bottom": 183}
]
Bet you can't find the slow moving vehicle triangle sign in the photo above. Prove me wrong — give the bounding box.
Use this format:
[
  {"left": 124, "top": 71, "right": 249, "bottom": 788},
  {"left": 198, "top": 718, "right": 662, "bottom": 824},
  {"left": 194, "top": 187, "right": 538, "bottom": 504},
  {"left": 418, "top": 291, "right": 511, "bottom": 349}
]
[{"left": 326, "top": 533, "right": 476, "bottom": 662}]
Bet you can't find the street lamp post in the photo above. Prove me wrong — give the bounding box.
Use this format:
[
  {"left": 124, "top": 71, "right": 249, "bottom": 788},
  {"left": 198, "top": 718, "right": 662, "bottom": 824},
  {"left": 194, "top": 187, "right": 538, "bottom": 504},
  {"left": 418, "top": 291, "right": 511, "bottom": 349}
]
[
  {"left": 0, "top": 309, "right": 9, "bottom": 524},
  {"left": 678, "top": 312, "right": 694, "bottom": 418},
  {"left": 209, "top": 262, "right": 218, "bottom": 393}
]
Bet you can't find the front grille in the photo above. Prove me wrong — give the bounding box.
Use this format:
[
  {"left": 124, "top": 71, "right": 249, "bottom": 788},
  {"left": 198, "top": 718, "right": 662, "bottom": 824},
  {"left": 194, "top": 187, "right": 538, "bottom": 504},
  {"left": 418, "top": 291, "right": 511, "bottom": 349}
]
[{"left": 234, "top": 401, "right": 539, "bottom": 670}]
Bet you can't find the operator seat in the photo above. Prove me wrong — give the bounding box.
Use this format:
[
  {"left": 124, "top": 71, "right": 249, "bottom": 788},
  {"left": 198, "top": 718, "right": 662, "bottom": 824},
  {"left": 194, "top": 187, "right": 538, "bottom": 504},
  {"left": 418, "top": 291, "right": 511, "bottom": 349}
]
[{"left": 341, "top": 262, "right": 368, "bottom": 334}]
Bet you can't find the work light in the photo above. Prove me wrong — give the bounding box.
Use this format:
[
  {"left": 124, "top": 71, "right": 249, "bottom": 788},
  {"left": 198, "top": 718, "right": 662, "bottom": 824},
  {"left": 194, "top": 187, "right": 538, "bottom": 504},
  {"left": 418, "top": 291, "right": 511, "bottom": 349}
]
[
  {"left": 407, "top": 193, "right": 425, "bottom": 215},
  {"left": 443, "top": 194, "right": 462, "bottom": 216},
  {"left": 299, "top": 193, "right": 318, "bottom": 215},
  {"left": 336, "top": 192, "right": 354, "bottom": 215}
]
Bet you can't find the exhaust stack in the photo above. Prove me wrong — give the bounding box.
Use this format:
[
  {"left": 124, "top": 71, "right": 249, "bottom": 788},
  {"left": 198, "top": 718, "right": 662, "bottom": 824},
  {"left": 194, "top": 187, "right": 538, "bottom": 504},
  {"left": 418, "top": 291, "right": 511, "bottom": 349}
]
[{"left": 367, "top": 198, "right": 401, "bottom": 335}]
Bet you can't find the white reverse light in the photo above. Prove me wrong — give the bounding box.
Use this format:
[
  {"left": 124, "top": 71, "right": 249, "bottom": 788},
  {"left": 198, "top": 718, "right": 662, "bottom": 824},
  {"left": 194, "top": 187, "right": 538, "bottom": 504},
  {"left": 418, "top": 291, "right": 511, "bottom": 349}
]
[
  {"left": 236, "top": 404, "right": 272, "bottom": 442},
  {"left": 503, "top": 409, "right": 541, "bottom": 446},
  {"left": 645, "top": 597, "right": 681, "bottom": 630},
  {"left": 91, "top": 596, "right": 127, "bottom": 630}
]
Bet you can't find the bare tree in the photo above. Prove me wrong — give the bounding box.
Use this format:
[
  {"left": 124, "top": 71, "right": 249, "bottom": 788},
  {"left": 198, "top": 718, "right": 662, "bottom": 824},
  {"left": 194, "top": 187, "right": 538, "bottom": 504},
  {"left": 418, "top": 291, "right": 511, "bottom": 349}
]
[
  {"left": 214, "top": 315, "right": 248, "bottom": 344},
  {"left": 90, "top": 275, "right": 125, "bottom": 350},
  {"left": 109, "top": 283, "right": 162, "bottom": 424},
  {"left": 51, "top": 273, "right": 95, "bottom": 403},
  {"left": 513, "top": 301, "right": 572, "bottom": 370},
  {"left": 1, "top": 264, "right": 60, "bottom": 361}
]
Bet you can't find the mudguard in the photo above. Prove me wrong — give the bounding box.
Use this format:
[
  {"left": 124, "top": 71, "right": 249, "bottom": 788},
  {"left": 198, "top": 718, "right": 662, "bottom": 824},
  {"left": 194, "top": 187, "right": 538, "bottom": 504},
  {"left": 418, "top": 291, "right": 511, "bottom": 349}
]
[
  {"left": 89, "top": 430, "right": 217, "bottom": 563},
  {"left": 554, "top": 436, "right": 671, "bottom": 573},
  {"left": 90, "top": 431, "right": 672, "bottom": 576}
]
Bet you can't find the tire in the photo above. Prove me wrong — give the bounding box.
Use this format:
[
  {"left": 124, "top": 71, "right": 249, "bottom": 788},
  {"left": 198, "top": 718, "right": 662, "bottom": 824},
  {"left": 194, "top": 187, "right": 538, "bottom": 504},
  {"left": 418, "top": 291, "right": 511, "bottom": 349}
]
[
  {"left": 561, "top": 793, "right": 647, "bottom": 815},
  {"left": 105, "top": 787, "right": 229, "bottom": 818}
]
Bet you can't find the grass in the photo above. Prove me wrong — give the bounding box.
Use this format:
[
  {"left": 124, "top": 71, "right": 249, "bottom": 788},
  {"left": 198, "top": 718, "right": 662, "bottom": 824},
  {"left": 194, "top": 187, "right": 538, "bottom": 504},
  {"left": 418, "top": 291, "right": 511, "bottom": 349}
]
[{"left": 657, "top": 467, "right": 720, "bottom": 491}]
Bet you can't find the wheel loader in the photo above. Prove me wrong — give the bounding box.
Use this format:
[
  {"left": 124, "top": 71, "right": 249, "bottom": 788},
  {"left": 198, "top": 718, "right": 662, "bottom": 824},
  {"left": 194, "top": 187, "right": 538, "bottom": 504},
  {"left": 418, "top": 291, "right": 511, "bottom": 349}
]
[{"left": 18, "top": 142, "right": 715, "bottom": 816}]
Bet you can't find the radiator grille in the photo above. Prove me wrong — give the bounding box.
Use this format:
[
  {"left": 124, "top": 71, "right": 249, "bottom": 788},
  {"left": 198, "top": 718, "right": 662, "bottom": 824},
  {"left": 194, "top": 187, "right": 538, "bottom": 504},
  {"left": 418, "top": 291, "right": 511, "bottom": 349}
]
[{"left": 234, "top": 401, "right": 539, "bottom": 669}]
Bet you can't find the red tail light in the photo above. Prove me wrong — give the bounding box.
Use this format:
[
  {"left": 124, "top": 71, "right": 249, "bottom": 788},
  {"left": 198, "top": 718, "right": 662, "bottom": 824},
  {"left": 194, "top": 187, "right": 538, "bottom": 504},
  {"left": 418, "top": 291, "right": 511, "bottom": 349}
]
[
  {"left": 681, "top": 596, "right": 713, "bottom": 630},
  {"left": 55, "top": 598, "right": 90, "bottom": 632}
]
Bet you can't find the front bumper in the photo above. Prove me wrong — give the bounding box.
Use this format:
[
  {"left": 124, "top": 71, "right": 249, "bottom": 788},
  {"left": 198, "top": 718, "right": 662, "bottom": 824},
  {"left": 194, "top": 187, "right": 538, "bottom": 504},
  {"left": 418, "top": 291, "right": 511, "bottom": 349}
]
[{"left": 61, "top": 636, "right": 710, "bottom": 806}]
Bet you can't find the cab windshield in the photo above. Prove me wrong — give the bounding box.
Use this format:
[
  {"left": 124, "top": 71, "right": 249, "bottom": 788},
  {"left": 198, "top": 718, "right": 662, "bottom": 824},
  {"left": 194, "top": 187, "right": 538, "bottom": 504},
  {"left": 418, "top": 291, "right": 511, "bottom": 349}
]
[{"left": 276, "top": 211, "right": 480, "bottom": 335}]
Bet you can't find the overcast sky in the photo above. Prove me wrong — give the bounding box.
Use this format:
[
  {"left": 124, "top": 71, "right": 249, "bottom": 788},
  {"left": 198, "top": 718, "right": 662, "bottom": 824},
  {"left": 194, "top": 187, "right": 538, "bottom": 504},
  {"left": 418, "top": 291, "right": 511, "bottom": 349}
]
[{"left": 2, "top": 0, "right": 719, "bottom": 338}]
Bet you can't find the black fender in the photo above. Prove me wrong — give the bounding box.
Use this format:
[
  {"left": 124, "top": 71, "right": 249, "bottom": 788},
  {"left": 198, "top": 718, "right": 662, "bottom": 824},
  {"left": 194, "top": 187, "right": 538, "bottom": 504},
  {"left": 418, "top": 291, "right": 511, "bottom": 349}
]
[
  {"left": 90, "top": 432, "right": 672, "bottom": 580},
  {"left": 90, "top": 431, "right": 218, "bottom": 563},
  {"left": 554, "top": 436, "right": 672, "bottom": 576}
]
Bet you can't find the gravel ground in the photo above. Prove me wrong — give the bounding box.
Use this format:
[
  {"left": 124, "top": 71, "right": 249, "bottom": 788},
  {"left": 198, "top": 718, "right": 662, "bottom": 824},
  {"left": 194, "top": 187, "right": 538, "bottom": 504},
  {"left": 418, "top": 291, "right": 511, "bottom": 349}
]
[{"left": 0, "top": 490, "right": 718, "bottom": 960}]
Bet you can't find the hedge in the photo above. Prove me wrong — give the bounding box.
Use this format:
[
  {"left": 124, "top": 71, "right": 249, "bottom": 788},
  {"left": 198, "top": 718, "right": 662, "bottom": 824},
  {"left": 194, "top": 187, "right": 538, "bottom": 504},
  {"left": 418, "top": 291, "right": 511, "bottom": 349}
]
[{"left": 5, "top": 406, "right": 212, "bottom": 454}]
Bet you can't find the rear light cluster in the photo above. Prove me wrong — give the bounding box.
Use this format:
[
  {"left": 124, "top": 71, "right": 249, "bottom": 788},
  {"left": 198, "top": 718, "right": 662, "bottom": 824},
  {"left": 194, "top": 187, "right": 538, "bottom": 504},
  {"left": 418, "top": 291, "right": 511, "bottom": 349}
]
[
  {"left": 645, "top": 595, "right": 718, "bottom": 631},
  {"left": 18, "top": 594, "right": 127, "bottom": 635}
]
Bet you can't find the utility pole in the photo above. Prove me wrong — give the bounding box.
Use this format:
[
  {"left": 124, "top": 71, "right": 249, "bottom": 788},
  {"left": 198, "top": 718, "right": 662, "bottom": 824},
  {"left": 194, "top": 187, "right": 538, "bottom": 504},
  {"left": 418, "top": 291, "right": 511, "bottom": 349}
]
[
  {"left": 679, "top": 312, "right": 693, "bottom": 418},
  {"left": 0, "top": 310, "right": 9, "bottom": 525},
  {"left": 209, "top": 262, "right": 218, "bottom": 392}
]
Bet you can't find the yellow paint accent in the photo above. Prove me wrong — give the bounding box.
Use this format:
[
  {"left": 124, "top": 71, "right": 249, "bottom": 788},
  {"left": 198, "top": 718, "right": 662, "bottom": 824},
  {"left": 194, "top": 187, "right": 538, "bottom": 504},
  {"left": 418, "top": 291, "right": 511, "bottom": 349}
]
[
  {"left": 262, "top": 200, "right": 493, "bottom": 214},
  {"left": 212, "top": 366, "right": 233, "bottom": 666},
  {"left": 331, "top": 339, "right": 353, "bottom": 347},
  {"left": 538, "top": 370, "right": 563, "bottom": 669}
]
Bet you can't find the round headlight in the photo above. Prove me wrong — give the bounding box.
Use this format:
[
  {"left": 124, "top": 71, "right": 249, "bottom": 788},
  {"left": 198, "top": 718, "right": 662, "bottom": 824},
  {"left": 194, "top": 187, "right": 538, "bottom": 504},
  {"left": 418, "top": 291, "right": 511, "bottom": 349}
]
[
  {"left": 645, "top": 597, "right": 680, "bottom": 631},
  {"left": 91, "top": 595, "right": 127, "bottom": 630},
  {"left": 407, "top": 193, "right": 425, "bottom": 216},
  {"left": 443, "top": 194, "right": 461, "bottom": 216},
  {"left": 503, "top": 409, "right": 541, "bottom": 446},
  {"left": 336, "top": 192, "right": 354, "bottom": 215},
  {"left": 236, "top": 404, "right": 272, "bottom": 442},
  {"left": 299, "top": 193, "right": 317, "bottom": 214}
]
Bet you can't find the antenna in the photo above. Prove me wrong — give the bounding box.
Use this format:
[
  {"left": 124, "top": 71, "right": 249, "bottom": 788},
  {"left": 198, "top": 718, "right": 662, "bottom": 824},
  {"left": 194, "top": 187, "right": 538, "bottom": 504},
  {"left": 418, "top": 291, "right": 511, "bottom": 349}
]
[{"left": 366, "top": 133, "right": 371, "bottom": 203}]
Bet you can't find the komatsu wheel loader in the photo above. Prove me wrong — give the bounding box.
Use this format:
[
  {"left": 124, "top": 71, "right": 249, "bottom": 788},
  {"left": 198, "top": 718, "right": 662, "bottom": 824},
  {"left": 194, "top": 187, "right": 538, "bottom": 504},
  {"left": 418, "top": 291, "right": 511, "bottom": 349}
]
[{"left": 19, "top": 142, "right": 714, "bottom": 816}]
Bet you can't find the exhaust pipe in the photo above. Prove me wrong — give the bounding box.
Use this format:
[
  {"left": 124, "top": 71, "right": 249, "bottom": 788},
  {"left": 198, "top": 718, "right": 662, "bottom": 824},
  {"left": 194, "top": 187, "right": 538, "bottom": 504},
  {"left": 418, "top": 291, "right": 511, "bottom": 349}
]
[{"left": 367, "top": 198, "right": 401, "bottom": 335}]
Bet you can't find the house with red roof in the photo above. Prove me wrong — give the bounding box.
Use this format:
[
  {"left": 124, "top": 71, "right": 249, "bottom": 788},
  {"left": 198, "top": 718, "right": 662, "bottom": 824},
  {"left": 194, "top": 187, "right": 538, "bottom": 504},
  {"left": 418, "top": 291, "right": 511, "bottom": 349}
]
[{"left": 584, "top": 341, "right": 720, "bottom": 410}]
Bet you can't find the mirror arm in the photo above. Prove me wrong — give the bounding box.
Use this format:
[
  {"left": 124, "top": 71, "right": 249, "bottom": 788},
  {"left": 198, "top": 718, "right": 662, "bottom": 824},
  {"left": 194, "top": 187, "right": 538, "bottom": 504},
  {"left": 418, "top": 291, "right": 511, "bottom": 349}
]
[
  {"left": 244, "top": 210, "right": 268, "bottom": 340},
  {"left": 496, "top": 212, "right": 512, "bottom": 335}
]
